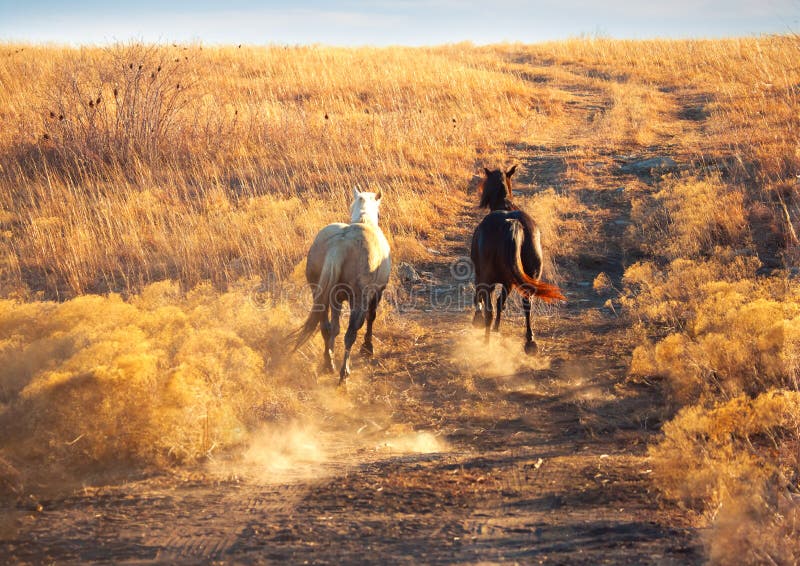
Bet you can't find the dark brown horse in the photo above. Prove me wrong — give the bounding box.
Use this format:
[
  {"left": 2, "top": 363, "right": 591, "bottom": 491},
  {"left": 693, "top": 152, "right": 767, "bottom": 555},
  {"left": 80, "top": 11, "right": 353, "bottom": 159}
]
[{"left": 470, "top": 166, "right": 565, "bottom": 354}]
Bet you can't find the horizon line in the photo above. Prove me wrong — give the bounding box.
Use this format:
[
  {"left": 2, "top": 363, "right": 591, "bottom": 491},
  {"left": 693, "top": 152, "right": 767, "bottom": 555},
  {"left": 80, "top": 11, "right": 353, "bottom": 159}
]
[{"left": 1, "top": 30, "right": 796, "bottom": 50}]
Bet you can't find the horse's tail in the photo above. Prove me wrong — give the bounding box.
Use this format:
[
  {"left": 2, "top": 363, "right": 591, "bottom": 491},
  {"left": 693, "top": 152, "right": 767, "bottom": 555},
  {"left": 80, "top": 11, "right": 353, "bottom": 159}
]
[
  {"left": 291, "top": 247, "right": 343, "bottom": 350},
  {"left": 505, "top": 220, "right": 565, "bottom": 303}
]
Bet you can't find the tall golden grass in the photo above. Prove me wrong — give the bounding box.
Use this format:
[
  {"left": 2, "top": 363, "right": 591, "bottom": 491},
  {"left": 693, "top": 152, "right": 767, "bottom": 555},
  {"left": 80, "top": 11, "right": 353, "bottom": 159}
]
[
  {"left": 530, "top": 36, "right": 800, "bottom": 177},
  {"left": 0, "top": 43, "right": 565, "bottom": 298},
  {"left": 3, "top": 38, "right": 798, "bottom": 299}
]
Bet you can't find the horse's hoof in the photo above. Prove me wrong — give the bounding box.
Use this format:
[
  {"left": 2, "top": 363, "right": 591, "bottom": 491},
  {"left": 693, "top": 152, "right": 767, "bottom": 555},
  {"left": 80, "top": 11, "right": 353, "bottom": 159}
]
[
  {"left": 337, "top": 377, "right": 348, "bottom": 389},
  {"left": 361, "top": 342, "right": 374, "bottom": 357},
  {"left": 472, "top": 312, "right": 483, "bottom": 328},
  {"left": 525, "top": 341, "right": 538, "bottom": 355},
  {"left": 320, "top": 361, "right": 336, "bottom": 374}
]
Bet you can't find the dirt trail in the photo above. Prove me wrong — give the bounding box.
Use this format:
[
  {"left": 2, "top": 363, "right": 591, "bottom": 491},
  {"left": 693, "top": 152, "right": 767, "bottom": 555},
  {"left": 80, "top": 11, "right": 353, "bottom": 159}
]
[{"left": 1, "top": 69, "right": 706, "bottom": 564}]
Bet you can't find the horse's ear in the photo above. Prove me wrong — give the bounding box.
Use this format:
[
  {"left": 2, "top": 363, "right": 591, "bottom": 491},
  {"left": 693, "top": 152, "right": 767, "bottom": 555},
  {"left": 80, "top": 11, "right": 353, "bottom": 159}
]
[
  {"left": 484, "top": 167, "right": 491, "bottom": 177},
  {"left": 506, "top": 165, "right": 517, "bottom": 178},
  {"left": 353, "top": 186, "right": 361, "bottom": 199}
]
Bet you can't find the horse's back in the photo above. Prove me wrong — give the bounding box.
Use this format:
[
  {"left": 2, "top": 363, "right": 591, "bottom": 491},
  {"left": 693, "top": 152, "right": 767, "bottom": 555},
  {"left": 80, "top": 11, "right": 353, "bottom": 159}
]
[
  {"left": 482, "top": 209, "right": 538, "bottom": 231},
  {"left": 306, "top": 222, "right": 390, "bottom": 289},
  {"left": 349, "top": 222, "right": 391, "bottom": 288},
  {"left": 472, "top": 210, "right": 538, "bottom": 256},
  {"left": 306, "top": 223, "right": 349, "bottom": 284}
]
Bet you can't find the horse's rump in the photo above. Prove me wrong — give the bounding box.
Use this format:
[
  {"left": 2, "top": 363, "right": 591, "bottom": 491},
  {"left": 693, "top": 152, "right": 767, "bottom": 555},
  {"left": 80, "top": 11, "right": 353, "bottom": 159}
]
[
  {"left": 472, "top": 211, "right": 564, "bottom": 302},
  {"left": 504, "top": 219, "right": 564, "bottom": 302},
  {"left": 293, "top": 222, "right": 390, "bottom": 350}
]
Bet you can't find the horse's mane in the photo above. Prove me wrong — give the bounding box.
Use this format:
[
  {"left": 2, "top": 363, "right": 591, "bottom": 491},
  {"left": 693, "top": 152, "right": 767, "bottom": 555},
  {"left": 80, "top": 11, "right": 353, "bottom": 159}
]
[{"left": 479, "top": 172, "right": 519, "bottom": 211}]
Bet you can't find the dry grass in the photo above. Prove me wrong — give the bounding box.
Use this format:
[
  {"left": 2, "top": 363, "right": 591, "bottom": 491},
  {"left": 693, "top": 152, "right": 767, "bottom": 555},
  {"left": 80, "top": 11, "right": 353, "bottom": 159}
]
[
  {"left": 0, "top": 282, "right": 301, "bottom": 472},
  {"left": 3, "top": 38, "right": 798, "bottom": 298},
  {"left": 529, "top": 35, "right": 800, "bottom": 177},
  {"left": 0, "top": 43, "right": 550, "bottom": 298},
  {"left": 622, "top": 180, "right": 799, "bottom": 561},
  {"left": 649, "top": 391, "right": 800, "bottom": 563},
  {"left": 627, "top": 174, "right": 749, "bottom": 261},
  {"left": 515, "top": 188, "right": 597, "bottom": 283},
  {"left": 1, "top": 37, "right": 800, "bottom": 562},
  {"left": 625, "top": 257, "right": 800, "bottom": 565}
]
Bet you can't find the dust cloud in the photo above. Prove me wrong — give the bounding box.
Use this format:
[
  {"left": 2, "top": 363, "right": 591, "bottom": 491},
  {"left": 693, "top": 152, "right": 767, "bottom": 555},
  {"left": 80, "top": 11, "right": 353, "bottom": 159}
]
[
  {"left": 449, "top": 328, "right": 551, "bottom": 378},
  {"left": 238, "top": 423, "right": 329, "bottom": 483}
]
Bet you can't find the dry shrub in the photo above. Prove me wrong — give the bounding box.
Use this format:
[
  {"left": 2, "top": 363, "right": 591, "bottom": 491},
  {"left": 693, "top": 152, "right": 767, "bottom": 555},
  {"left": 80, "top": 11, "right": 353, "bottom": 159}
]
[
  {"left": 0, "top": 280, "right": 308, "bottom": 485},
  {"left": 650, "top": 390, "right": 800, "bottom": 564},
  {"left": 39, "top": 44, "right": 195, "bottom": 165},
  {"left": 651, "top": 390, "right": 800, "bottom": 508},
  {"left": 628, "top": 258, "right": 800, "bottom": 563},
  {"left": 630, "top": 282, "right": 797, "bottom": 404},
  {"left": 628, "top": 174, "right": 749, "bottom": 260},
  {"left": 708, "top": 488, "right": 800, "bottom": 565},
  {"left": 616, "top": 88, "right": 799, "bottom": 560},
  {"left": 592, "top": 272, "right": 614, "bottom": 296},
  {"left": 622, "top": 251, "right": 760, "bottom": 332}
]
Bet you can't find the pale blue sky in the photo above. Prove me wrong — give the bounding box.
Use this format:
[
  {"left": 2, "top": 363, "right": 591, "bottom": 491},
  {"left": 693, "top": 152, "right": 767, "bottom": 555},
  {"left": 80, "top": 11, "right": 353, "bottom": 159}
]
[{"left": 0, "top": 1, "right": 798, "bottom": 45}]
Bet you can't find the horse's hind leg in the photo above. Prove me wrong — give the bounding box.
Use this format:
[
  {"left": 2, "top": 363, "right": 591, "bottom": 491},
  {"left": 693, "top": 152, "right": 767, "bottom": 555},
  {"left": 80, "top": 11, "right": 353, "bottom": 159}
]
[
  {"left": 361, "top": 290, "right": 383, "bottom": 357},
  {"left": 472, "top": 276, "right": 484, "bottom": 328},
  {"left": 340, "top": 307, "right": 367, "bottom": 385},
  {"left": 523, "top": 297, "right": 538, "bottom": 355},
  {"left": 472, "top": 291, "right": 484, "bottom": 327},
  {"left": 493, "top": 285, "right": 509, "bottom": 332},
  {"left": 473, "top": 283, "right": 490, "bottom": 329},
  {"left": 320, "top": 302, "right": 341, "bottom": 373},
  {"left": 483, "top": 288, "right": 493, "bottom": 343},
  {"left": 318, "top": 306, "right": 335, "bottom": 374}
]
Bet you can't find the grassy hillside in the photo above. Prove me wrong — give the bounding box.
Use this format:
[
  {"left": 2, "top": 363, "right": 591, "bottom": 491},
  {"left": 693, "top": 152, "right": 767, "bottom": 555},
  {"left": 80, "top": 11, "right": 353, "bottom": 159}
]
[
  {"left": 1, "top": 36, "right": 799, "bottom": 562},
  {"left": 0, "top": 43, "right": 555, "bottom": 297}
]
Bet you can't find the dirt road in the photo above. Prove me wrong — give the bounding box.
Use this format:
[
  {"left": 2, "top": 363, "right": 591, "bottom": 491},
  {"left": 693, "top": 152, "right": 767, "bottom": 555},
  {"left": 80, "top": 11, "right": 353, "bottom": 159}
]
[{"left": 1, "top": 63, "right": 706, "bottom": 564}]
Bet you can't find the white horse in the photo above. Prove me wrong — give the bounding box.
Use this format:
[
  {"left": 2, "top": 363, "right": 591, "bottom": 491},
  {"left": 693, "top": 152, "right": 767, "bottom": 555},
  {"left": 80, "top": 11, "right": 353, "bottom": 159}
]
[{"left": 293, "top": 187, "right": 391, "bottom": 385}]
